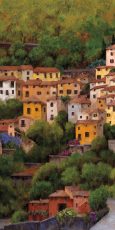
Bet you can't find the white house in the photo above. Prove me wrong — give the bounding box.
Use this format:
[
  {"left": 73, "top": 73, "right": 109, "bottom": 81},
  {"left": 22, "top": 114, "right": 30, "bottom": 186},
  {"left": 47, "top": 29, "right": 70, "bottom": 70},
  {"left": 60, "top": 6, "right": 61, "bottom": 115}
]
[
  {"left": 0, "top": 77, "right": 17, "bottom": 101},
  {"left": 68, "top": 96, "right": 91, "bottom": 123},
  {"left": 46, "top": 98, "right": 58, "bottom": 122},
  {"left": 106, "top": 44, "right": 115, "bottom": 67}
]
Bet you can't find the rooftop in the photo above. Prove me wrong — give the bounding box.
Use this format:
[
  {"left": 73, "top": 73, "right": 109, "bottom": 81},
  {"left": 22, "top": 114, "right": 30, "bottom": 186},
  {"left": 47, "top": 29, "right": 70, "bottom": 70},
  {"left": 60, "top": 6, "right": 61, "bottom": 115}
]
[{"left": 34, "top": 67, "right": 59, "bottom": 73}]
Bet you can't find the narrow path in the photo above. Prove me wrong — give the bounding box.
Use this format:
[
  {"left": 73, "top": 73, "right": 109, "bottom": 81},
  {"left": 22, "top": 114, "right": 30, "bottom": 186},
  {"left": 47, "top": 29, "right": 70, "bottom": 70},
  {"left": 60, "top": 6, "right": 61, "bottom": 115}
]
[{"left": 91, "top": 199, "right": 115, "bottom": 230}]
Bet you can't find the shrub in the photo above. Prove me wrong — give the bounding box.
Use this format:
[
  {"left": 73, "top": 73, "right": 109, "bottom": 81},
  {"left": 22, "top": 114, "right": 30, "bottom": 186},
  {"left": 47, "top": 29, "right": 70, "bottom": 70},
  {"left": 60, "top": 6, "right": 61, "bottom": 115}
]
[
  {"left": 11, "top": 210, "right": 27, "bottom": 223},
  {"left": 89, "top": 186, "right": 108, "bottom": 211}
]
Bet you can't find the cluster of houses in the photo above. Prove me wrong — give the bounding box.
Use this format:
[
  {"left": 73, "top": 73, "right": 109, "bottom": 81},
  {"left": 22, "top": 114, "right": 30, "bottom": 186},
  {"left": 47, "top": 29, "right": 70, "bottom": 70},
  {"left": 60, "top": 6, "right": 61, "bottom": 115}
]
[{"left": 0, "top": 44, "right": 115, "bottom": 147}]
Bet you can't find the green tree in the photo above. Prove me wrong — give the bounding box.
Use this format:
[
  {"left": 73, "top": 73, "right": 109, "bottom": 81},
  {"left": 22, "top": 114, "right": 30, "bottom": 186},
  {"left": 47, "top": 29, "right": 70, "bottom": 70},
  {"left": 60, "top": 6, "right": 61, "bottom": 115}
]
[
  {"left": 30, "top": 181, "right": 53, "bottom": 199},
  {"left": 61, "top": 166, "right": 80, "bottom": 186},
  {"left": 91, "top": 136, "right": 107, "bottom": 152},
  {"left": 12, "top": 210, "right": 27, "bottom": 223},
  {"left": 55, "top": 110, "right": 68, "bottom": 131},
  {"left": 89, "top": 186, "right": 108, "bottom": 211}
]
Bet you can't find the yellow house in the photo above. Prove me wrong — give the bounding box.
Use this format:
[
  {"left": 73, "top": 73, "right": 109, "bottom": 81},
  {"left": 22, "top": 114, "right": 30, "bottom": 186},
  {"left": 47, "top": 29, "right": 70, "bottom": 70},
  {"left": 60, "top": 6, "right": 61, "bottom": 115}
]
[
  {"left": 33, "top": 67, "right": 60, "bottom": 81},
  {"left": 96, "top": 66, "right": 113, "bottom": 80},
  {"left": 106, "top": 102, "right": 115, "bottom": 125},
  {"left": 58, "top": 79, "right": 81, "bottom": 97},
  {"left": 23, "top": 97, "right": 46, "bottom": 121},
  {"left": 76, "top": 120, "right": 103, "bottom": 145}
]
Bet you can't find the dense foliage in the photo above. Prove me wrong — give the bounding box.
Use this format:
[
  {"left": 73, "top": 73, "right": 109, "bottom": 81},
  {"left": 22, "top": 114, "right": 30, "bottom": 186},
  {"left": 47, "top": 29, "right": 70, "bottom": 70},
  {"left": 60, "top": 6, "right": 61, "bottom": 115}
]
[
  {"left": 89, "top": 186, "right": 108, "bottom": 211},
  {"left": 0, "top": 1, "right": 115, "bottom": 68},
  {"left": 0, "top": 99, "right": 23, "bottom": 119}
]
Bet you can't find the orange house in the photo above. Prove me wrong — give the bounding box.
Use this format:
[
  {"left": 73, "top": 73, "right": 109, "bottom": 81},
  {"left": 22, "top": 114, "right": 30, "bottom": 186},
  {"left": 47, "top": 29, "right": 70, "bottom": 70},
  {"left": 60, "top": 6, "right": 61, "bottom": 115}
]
[
  {"left": 22, "top": 80, "right": 58, "bottom": 102},
  {"left": 28, "top": 186, "right": 90, "bottom": 221}
]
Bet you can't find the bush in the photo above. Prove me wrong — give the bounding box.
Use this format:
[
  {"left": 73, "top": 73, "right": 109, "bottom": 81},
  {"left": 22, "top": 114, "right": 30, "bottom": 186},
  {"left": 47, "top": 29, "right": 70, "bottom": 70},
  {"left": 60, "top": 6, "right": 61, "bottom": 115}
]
[
  {"left": 56, "top": 208, "right": 77, "bottom": 225},
  {"left": 89, "top": 186, "right": 108, "bottom": 211},
  {"left": 11, "top": 210, "right": 28, "bottom": 223},
  {"left": 91, "top": 136, "right": 107, "bottom": 152}
]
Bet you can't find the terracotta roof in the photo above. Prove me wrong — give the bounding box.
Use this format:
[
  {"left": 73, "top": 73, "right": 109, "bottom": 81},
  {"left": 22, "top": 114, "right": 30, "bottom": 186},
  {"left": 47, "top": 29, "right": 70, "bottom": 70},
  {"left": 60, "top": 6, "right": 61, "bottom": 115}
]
[
  {"left": 70, "top": 96, "right": 91, "bottom": 104},
  {"left": 102, "top": 86, "right": 115, "bottom": 92},
  {"left": 49, "top": 190, "right": 69, "bottom": 198},
  {"left": 96, "top": 66, "right": 113, "bottom": 70},
  {"left": 0, "top": 65, "right": 33, "bottom": 71},
  {"left": 22, "top": 79, "right": 58, "bottom": 87},
  {"left": 29, "top": 199, "right": 49, "bottom": 204},
  {"left": 34, "top": 67, "right": 59, "bottom": 73},
  {"left": 106, "top": 94, "right": 115, "bottom": 98},
  {"left": 0, "top": 118, "right": 18, "bottom": 124},
  {"left": 77, "top": 120, "right": 101, "bottom": 125},
  {"left": 74, "top": 191, "right": 90, "bottom": 197},
  {"left": 90, "top": 77, "right": 106, "bottom": 83},
  {"left": 58, "top": 78, "right": 81, "bottom": 85},
  {"left": 0, "top": 125, "right": 8, "bottom": 132},
  {"left": 110, "top": 77, "right": 115, "bottom": 82},
  {"left": 106, "top": 72, "right": 115, "bottom": 76},
  {"left": 22, "top": 97, "right": 46, "bottom": 104},
  {"left": 106, "top": 44, "right": 115, "bottom": 50},
  {"left": 12, "top": 165, "right": 39, "bottom": 177},
  {"left": 91, "top": 85, "right": 107, "bottom": 90},
  {"left": 0, "top": 76, "right": 18, "bottom": 81}
]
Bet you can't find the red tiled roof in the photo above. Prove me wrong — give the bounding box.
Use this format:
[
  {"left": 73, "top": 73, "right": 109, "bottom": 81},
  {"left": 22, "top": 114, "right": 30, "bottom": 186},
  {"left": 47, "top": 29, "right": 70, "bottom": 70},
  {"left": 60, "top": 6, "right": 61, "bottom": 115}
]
[
  {"left": 58, "top": 78, "right": 81, "bottom": 85},
  {"left": 74, "top": 191, "right": 90, "bottom": 197},
  {"left": 29, "top": 199, "right": 49, "bottom": 204},
  {"left": 106, "top": 72, "right": 115, "bottom": 76},
  {"left": 77, "top": 120, "right": 101, "bottom": 125},
  {"left": 22, "top": 79, "right": 58, "bottom": 87},
  {"left": 110, "top": 77, "right": 115, "bottom": 82},
  {"left": 106, "top": 44, "right": 115, "bottom": 50},
  {"left": 22, "top": 96, "right": 46, "bottom": 104},
  {"left": 49, "top": 190, "right": 69, "bottom": 198},
  {"left": 70, "top": 96, "right": 91, "bottom": 104},
  {"left": 102, "top": 86, "right": 115, "bottom": 92},
  {"left": 96, "top": 66, "right": 113, "bottom": 70},
  {"left": 0, "top": 118, "right": 18, "bottom": 124},
  {"left": 34, "top": 67, "right": 59, "bottom": 73},
  {"left": 0, "top": 125, "right": 8, "bottom": 132},
  {"left": 90, "top": 77, "right": 106, "bottom": 83},
  {"left": 0, "top": 76, "right": 18, "bottom": 81},
  {"left": 91, "top": 85, "right": 107, "bottom": 90},
  {"left": 0, "top": 65, "right": 33, "bottom": 71}
]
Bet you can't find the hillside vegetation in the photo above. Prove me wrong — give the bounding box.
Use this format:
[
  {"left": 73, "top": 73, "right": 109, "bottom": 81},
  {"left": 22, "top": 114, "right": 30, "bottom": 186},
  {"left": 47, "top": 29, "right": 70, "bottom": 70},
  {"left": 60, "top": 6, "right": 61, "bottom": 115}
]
[{"left": 0, "top": 0, "right": 115, "bottom": 67}]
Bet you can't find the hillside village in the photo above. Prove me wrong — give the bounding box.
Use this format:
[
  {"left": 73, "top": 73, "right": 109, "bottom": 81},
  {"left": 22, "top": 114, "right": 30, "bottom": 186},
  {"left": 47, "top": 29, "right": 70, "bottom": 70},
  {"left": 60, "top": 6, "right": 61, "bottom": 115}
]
[{"left": 0, "top": 44, "right": 114, "bottom": 146}]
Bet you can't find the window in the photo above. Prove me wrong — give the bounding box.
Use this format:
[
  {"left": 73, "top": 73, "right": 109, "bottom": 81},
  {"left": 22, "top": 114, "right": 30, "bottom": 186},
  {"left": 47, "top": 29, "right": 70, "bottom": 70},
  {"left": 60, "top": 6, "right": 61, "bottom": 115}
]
[
  {"left": 58, "top": 203, "right": 67, "bottom": 212},
  {"left": 18, "top": 91, "right": 20, "bottom": 96},
  {"left": 85, "top": 132, "right": 89, "bottom": 137},
  {"left": 93, "top": 95, "right": 96, "bottom": 98},
  {"left": 25, "top": 91, "right": 29, "bottom": 97},
  {"left": 44, "top": 73, "right": 47, "bottom": 78},
  {"left": 35, "top": 108, "right": 38, "bottom": 112},
  {"left": 78, "top": 127, "right": 80, "bottom": 130},
  {"left": 59, "top": 90, "right": 63, "bottom": 94},
  {"left": 0, "top": 82, "right": 3, "bottom": 87},
  {"left": 94, "top": 132, "right": 96, "bottom": 135},
  {"left": 71, "top": 112, "right": 74, "bottom": 116},
  {"left": 44, "top": 107, "right": 46, "bottom": 112},
  {"left": 50, "top": 115, "right": 54, "bottom": 120},
  {"left": 99, "top": 100, "right": 101, "bottom": 103},
  {"left": 97, "top": 75, "right": 101, "bottom": 79},
  {"left": 93, "top": 113, "right": 97, "bottom": 117},
  {"left": 50, "top": 73, "right": 52, "bottom": 78},
  {"left": 47, "top": 91, "right": 49, "bottom": 94},
  {"left": 86, "top": 116, "right": 88, "bottom": 119},
  {"left": 6, "top": 90, "right": 9, "bottom": 95},
  {"left": 0, "top": 90, "right": 3, "bottom": 94},
  {"left": 72, "top": 105, "right": 74, "bottom": 108},
  {"left": 56, "top": 73, "right": 58, "bottom": 78},
  {"left": 12, "top": 90, "right": 14, "bottom": 94},
  {"left": 10, "top": 81, "right": 14, "bottom": 88},
  {"left": 74, "top": 90, "right": 78, "bottom": 94},
  {"left": 11, "top": 72, "right": 14, "bottom": 76},
  {"left": 78, "top": 134, "right": 81, "bottom": 140},
  {"left": 5, "top": 72, "right": 7, "bottom": 76},
  {"left": 110, "top": 59, "right": 114, "bottom": 63},
  {"left": 80, "top": 116, "right": 82, "bottom": 119},
  {"left": 37, "top": 91, "right": 41, "bottom": 95},
  {"left": 27, "top": 77, "right": 30, "bottom": 80},
  {"left": 53, "top": 91, "right": 56, "bottom": 94},
  {"left": 113, "top": 106, "right": 115, "bottom": 112},
  {"left": 111, "top": 52, "right": 113, "bottom": 56},
  {"left": 67, "top": 89, "right": 71, "bottom": 95},
  {"left": 50, "top": 102, "right": 54, "bottom": 107},
  {"left": 27, "top": 71, "right": 30, "bottom": 75},
  {"left": 21, "top": 120, "right": 25, "bottom": 127},
  {"left": 107, "top": 113, "right": 110, "bottom": 117},
  {"left": 74, "top": 84, "right": 77, "bottom": 87},
  {"left": 27, "top": 108, "right": 31, "bottom": 114}
]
